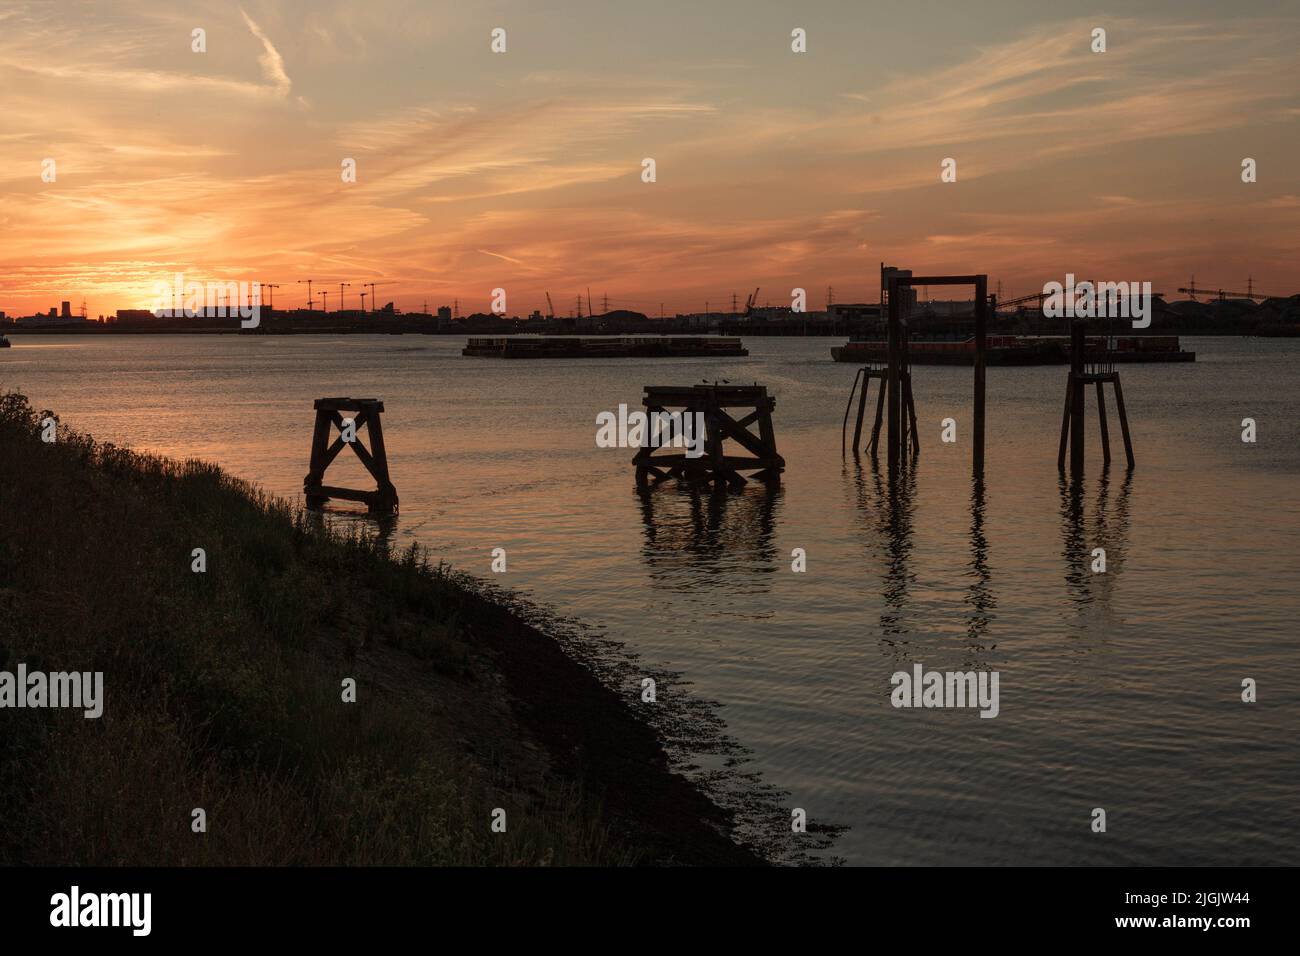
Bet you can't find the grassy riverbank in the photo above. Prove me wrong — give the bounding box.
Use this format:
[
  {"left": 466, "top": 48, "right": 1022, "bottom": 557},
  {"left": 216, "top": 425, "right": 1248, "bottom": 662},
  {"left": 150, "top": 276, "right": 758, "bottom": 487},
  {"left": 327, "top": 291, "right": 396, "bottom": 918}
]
[{"left": 0, "top": 390, "right": 761, "bottom": 866}]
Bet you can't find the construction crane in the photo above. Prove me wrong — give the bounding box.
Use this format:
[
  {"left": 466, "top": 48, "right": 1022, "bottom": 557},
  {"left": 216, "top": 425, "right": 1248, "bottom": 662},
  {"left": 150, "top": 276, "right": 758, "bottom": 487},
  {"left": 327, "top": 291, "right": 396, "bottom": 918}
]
[
  {"left": 743, "top": 287, "right": 760, "bottom": 317},
  {"left": 338, "top": 282, "right": 352, "bottom": 312},
  {"left": 994, "top": 290, "right": 1051, "bottom": 312},
  {"left": 364, "top": 281, "right": 396, "bottom": 313},
  {"left": 1178, "top": 278, "right": 1282, "bottom": 302},
  {"left": 360, "top": 291, "right": 368, "bottom": 311},
  {"left": 297, "top": 279, "right": 316, "bottom": 310},
  {"left": 259, "top": 283, "right": 281, "bottom": 310},
  {"left": 318, "top": 290, "right": 329, "bottom": 312},
  {"left": 993, "top": 286, "right": 1159, "bottom": 313},
  {"left": 545, "top": 292, "right": 555, "bottom": 320}
]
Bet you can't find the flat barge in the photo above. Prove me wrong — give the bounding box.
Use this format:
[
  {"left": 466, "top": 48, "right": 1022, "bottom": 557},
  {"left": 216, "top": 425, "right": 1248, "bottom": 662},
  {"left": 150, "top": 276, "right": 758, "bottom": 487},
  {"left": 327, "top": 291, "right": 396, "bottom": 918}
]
[
  {"left": 464, "top": 335, "right": 748, "bottom": 359},
  {"left": 831, "top": 334, "right": 1194, "bottom": 365}
]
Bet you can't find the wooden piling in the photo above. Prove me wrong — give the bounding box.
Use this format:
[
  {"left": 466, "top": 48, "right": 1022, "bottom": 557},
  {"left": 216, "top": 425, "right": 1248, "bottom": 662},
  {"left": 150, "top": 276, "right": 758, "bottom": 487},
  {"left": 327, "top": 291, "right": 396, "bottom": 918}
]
[
  {"left": 974, "top": 275, "right": 987, "bottom": 474},
  {"left": 1057, "top": 386, "right": 1072, "bottom": 471},
  {"left": 856, "top": 271, "right": 990, "bottom": 473},
  {"left": 903, "top": 370, "right": 920, "bottom": 460},
  {"left": 842, "top": 367, "right": 886, "bottom": 455},
  {"left": 303, "top": 397, "right": 399, "bottom": 515},
  {"left": 1095, "top": 380, "right": 1112, "bottom": 465},
  {"left": 852, "top": 370, "right": 868, "bottom": 453},
  {"left": 887, "top": 279, "right": 902, "bottom": 476},
  {"left": 1070, "top": 320, "right": 1086, "bottom": 475},
  {"left": 869, "top": 376, "right": 887, "bottom": 456},
  {"left": 1057, "top": 323, "right": 1136, "bottom": 474},
  {"left": 1112, "top": 375, "right": 1136, "bottom": 469}
]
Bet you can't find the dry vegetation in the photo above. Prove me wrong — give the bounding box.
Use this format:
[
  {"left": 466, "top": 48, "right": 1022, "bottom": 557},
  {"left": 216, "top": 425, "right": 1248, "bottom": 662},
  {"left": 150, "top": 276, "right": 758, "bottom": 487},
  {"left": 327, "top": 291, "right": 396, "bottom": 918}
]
[{"left": 0, "top": 389, "right": 634, "bottom": 865}]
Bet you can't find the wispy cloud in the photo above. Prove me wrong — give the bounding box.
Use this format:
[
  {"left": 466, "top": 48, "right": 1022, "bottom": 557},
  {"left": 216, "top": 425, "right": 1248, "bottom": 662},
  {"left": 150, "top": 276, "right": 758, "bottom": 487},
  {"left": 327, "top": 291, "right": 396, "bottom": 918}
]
[
  {"left": 239, "top": 6, "right": 292, "bottom": 98},
  {"left": 0, "top": 5, "right": 1296, "bottom": 315}
]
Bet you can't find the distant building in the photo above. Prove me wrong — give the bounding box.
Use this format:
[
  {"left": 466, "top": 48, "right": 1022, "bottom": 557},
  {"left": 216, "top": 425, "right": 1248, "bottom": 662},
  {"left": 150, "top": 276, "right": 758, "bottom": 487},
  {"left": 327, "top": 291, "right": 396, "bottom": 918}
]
[
  {"left": 914, "top": 298, "right": 976, "bottom": 317},
  {"left": 828, "top": 303, "right": 883, "bottom": 324},
  {"left": 17, "top": 306, "right": 91, "bottom": 328},
  {"left": 747, "top": 306, "right": 796, "bottom": 321},
  {"left": 881, "top": 265, "right": 917, "bottom": 316},
  {"left": 61, "top": 300, "right": 72, "bottom": 319}
]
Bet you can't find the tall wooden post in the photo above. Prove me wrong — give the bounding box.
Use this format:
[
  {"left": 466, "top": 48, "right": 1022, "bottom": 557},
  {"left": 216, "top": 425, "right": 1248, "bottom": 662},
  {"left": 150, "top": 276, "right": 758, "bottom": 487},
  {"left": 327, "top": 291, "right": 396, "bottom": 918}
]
[
  {"left": 887, "top": 277, "right": 902, "bottom": 476},
  {"left": 974, "top": 275, "right": 987, "bottom": 475},
  {"left": 852, "top": 370, "right": 869, "bottom": 452},
  {"left": 1069, "top": 320, "right": 1086, "bottom": 476},
  {"left": 869, "top": 377, "right": 887, "bottom": 456},
  {"left": 1112, "top": 375, "right": 1136, "bottom": 469},
  {"left": 306, "top": 405, "right": 333, "bottom": 510},
  {"left": 1095, "top": 380, "right": 1112, "bottom": 465}
]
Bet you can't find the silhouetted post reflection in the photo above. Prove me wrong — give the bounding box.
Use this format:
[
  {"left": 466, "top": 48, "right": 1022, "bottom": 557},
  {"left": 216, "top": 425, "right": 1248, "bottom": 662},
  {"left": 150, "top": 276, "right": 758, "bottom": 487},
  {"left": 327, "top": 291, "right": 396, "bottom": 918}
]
[
  {"left": 844, "top": 455, "right": 918, "bottom": 642},
  {"left": 1058, "top": 467, "right": 1133, "bottom": 613},
  {"left": 966, "top": 476, "right": 995, "bottom": 648},
  {"left": 635, "top": 483, "right": 783, "bottom": 591}
]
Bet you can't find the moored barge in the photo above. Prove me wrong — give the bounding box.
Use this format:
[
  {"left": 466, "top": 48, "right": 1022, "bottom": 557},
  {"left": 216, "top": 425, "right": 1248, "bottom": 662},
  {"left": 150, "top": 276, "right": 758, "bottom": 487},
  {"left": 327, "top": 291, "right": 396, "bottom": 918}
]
[
  {"left": 831, "top": 334, "right": 1194, "bottom": 365},
  {"left": 464, "top": 335, "right": 748, "bottom": 359}
]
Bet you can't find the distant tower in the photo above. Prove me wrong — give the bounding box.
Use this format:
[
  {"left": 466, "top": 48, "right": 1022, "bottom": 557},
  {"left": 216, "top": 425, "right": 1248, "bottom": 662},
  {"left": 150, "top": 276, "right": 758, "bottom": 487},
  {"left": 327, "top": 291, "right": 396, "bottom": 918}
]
[{"left": 61, "top": 300, "right": 71, "bottom": 319}]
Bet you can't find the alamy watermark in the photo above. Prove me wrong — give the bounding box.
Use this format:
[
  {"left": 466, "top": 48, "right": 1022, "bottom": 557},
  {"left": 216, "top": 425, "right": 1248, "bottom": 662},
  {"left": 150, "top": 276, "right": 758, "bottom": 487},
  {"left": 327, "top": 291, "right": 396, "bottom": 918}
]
[
  {"left": 1042, "top": 273, "right": 1152, "bottom": 329},
  {"left": 149, "top": 274, "right": 261, "bottom": 328},
  {"left": 0, "top": 665, "right": 103, "bottom": 718},
  {"left": 50, "top": 886, "right": 150, "bottom": 936},
  {"left": 891, "top": 662, "right": 999, "bottom": 718},
  {"left": 596, "top": 404, "right": 706, "bottom": 458}
]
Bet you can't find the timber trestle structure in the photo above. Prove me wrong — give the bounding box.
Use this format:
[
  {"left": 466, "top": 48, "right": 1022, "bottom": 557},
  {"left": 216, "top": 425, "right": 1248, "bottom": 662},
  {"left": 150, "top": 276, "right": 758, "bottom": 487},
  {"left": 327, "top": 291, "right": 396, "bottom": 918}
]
[
  {"left": 304, "top": 397, "right": 398, "bottom": 515},
  {"left": 633, "top": 384, "right": 784, "bottom": 490}
]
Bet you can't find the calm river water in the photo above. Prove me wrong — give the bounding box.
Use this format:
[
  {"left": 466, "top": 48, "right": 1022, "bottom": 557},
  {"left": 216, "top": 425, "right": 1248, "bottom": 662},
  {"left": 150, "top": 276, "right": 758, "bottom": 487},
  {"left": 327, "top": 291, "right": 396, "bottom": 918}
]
[{"left": 4, "top": 333, "right": 1297, "bottom": 865}]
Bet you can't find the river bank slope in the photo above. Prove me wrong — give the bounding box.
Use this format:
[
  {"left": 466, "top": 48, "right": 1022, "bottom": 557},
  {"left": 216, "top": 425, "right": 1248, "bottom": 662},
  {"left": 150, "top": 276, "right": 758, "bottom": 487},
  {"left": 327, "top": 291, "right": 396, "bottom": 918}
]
[{"left": 0, "top": 389, "right": 762, "bottom": 866}]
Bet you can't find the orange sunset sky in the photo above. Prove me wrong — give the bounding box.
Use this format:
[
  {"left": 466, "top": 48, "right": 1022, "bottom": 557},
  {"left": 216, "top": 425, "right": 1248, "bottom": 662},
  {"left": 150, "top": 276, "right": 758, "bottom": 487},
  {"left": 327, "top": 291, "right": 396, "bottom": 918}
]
[{"left": 1, "top": 0, "right": 1298, "bottom": 318}]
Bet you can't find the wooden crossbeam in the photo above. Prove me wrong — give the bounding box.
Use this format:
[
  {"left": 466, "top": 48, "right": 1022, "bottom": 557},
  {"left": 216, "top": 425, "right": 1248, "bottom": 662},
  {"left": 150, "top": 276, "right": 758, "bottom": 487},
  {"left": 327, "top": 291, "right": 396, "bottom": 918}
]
[
  {"left": 634, "top": 384, "right": 784, "bottom": 489},
  {"left": 304, "top": 397, "right": 398, "bottom": 515}
]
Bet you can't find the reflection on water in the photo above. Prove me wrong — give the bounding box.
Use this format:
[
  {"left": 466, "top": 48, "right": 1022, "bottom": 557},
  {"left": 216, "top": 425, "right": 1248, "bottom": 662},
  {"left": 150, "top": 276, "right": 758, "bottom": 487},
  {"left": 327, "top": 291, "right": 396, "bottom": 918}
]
[
  {"left": 8, "top": 333, "right": 1300, "bottom": 866},
  {"left": 1058, "top": 468, "right": 1132, "bottom": 618},
  {"left": 966, "top": 477, "right": 995, "bottom": 651},
  {"left": 846, "top": 458, "right": 918, "bottom": 646},
  {"left": 636, "top": 482, "right": 783, "bottom": 592}
]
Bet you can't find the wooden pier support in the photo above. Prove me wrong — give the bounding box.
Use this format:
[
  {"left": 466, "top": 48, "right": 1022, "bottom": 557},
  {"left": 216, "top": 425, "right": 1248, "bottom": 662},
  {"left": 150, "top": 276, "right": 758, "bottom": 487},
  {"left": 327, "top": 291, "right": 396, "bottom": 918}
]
[
  {"left": 304, "top": 397, "right": 399, "bottom": 515},
  {"left": 973, "top": 275, "right": 988, "bottom": 474},
  {"left": 634, "top": 384, "right": 785, "bottom": 489},
  {"left": 1057, "top": 321, "right": 1135, "bottom": 474},
  {"left": 842, "top": 367, "right": 886, "bottom": 455},
  {"left": 883, "top": 272, "right": 989, "bottom": 478}
]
